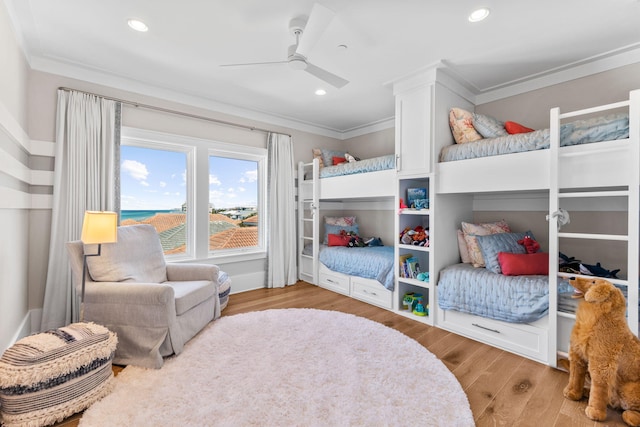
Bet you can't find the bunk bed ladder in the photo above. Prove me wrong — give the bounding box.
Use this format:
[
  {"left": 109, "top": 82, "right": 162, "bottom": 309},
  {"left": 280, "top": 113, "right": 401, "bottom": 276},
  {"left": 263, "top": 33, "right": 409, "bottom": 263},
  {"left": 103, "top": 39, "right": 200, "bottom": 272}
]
[
  {"left": 297, "top": 159, "right": 320, "bottom": 284},
  {"left": 548, "top": 90, "right": 640, "bottom": 368}
]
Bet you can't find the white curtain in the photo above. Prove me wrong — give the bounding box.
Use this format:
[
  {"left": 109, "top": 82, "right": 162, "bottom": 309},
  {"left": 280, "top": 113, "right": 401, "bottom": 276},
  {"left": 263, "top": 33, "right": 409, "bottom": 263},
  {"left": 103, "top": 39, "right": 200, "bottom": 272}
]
[
  {"left": 266, "top": 133, "right": 297, "bottom": 288},
  {"left": 40, "top": 90, "right": 120, "bottom": 330}
]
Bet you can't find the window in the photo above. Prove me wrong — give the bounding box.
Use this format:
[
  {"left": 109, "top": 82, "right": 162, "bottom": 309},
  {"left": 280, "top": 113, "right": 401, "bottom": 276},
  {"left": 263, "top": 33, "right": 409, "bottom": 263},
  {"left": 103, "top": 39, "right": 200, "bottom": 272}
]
[
  {"left": 121, "top": 127, "right": 267, "bottom": 261},
  {"left": 209, "top": 155, "right": 262, "bottom": 252}
]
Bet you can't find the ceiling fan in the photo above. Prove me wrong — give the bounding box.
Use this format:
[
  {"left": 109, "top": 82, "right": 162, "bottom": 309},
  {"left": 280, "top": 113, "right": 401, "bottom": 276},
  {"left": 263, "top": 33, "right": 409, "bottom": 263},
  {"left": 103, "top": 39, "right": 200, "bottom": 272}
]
[{"left": 220, "top": 3, "right": 349, "bottom": 89}]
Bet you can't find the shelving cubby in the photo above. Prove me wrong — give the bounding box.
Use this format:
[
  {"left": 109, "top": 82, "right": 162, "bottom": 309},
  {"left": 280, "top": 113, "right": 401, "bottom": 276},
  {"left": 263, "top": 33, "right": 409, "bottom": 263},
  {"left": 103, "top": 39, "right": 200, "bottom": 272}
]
[{"left": 395, "top": 176, "right": 434, "bottom": 325}]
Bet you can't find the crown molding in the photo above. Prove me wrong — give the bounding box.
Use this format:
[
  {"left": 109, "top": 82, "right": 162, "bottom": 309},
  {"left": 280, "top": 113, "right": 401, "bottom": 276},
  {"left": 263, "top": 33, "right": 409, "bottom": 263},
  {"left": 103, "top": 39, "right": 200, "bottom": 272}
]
[
  {"left": 29, "top": 56, "right": 393, "bottom": 140},
  {"left": 471, "top": 43, "right": 640, "bottom": 105}
]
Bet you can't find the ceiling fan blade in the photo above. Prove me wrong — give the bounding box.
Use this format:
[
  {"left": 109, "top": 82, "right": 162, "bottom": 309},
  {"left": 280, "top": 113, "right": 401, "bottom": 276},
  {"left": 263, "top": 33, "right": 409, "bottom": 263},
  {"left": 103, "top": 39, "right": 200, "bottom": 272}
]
[
  {"left": 305, "top": 62, "right": 349, "bottom": 88},
  {"left": 296, "top": 3, "right": 335, "bottom": 57},
  {"left": 220, "top": 60, "right": 288, "bottom": 67}
]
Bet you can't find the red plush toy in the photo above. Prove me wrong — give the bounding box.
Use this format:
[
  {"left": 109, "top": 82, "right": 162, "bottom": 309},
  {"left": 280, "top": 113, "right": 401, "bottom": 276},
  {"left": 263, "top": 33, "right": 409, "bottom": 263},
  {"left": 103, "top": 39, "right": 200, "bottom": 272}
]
[{"left": 518, "top": 235, "right": 540, "bottom": 254}]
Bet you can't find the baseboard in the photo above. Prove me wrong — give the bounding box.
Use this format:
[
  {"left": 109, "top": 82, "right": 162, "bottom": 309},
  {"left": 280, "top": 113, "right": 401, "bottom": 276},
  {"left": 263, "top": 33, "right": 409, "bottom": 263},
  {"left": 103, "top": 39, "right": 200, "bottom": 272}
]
[{"left": 2, "top": 309, "right": 39, "bottom": 354}]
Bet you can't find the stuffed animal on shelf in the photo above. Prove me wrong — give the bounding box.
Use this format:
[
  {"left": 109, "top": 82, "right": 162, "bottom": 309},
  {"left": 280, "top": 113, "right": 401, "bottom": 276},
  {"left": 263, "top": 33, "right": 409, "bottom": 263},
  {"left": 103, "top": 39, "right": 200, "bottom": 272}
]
[
  {"left": 564, "top": 277, "right": 640, "bottom": 425},
  {"left": 517, "top": 235, "right": 540, "bottom": 254},
  {"left": 399, "top": 226, "right": 429, "bottom": 247}
]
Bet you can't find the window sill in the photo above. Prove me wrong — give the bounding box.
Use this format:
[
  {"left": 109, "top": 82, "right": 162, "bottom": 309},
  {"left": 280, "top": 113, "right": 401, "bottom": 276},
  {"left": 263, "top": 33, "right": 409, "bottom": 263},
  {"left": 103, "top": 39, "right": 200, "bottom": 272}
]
[{"left": 168, "top": 249, "right": 266, "bottom": 264}]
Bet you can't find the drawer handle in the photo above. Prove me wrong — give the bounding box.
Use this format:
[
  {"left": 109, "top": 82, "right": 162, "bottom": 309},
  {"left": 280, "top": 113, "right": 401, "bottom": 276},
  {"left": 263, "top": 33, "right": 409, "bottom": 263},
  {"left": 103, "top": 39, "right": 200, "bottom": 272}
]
[
  {"left": 363, "top": 289, "right": 377, "bottom": 296},
  {"left": 326, "top": 278, "right": 337, "bottom": 284},
  {"left": 472, "top": 323, "right": 501, "bottom": 334}
]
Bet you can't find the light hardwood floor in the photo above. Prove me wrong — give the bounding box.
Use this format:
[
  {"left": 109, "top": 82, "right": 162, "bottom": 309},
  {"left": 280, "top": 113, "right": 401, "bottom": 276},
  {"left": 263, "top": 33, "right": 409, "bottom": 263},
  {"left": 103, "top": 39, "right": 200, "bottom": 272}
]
[{"left": 60, "top": 281, "right": 628, "bottom": 426}]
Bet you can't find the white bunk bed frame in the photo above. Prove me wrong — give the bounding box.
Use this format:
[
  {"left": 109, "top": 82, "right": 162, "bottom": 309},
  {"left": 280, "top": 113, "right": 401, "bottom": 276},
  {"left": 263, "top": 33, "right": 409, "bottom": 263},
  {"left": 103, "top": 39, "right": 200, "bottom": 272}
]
[
  {"left": 434, "top": 89, "right": 640, "bottom": 366},
  {"left": 297, "top": 158, "right": 397, "bottom": 309}
]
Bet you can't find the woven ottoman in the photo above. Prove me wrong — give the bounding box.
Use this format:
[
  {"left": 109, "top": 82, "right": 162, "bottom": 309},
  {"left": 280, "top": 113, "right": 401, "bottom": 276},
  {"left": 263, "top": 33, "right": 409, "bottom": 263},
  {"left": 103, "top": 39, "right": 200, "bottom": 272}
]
[
  {"left": 218, "top": 270, "right": 232, "bottom": 311},
  {"left": 0, "top": 322, "right": 117, "bottom": 427}
]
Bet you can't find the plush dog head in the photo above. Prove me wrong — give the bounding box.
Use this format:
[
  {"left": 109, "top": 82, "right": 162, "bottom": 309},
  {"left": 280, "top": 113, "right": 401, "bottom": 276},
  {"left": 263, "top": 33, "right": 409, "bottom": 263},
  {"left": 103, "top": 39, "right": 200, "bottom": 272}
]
[{"left": 569, "top": 276, "right": 626, "bottom": 317}]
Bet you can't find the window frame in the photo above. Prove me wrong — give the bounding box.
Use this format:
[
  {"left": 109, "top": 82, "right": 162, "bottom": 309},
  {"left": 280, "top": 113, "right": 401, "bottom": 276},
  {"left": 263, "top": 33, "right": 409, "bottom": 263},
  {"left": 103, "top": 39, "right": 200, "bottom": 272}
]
[{"left": 121, "top": 126, "right": 267, "bottom": 263}]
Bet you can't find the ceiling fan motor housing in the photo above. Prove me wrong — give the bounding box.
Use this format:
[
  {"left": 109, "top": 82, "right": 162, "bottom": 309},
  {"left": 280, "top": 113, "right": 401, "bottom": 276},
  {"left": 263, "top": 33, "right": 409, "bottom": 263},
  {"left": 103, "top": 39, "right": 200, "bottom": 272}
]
[{"left": 287, "top": 44, "right": 308, "bottom": 70}]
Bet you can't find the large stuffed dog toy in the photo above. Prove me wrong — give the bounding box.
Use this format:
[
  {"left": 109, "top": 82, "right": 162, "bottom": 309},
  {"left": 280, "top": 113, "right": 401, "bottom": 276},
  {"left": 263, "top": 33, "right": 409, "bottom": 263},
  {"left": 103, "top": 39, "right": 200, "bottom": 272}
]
[{"left": 564, "top": 276, "right": 640, "bottom": 425}]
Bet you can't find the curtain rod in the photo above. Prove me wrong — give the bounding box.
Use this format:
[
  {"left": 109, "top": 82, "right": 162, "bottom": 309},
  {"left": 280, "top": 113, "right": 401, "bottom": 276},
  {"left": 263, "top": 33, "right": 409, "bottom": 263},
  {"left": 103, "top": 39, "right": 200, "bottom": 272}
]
[{"left": 58, "top": 87, "right": 291, "bottom": 137}]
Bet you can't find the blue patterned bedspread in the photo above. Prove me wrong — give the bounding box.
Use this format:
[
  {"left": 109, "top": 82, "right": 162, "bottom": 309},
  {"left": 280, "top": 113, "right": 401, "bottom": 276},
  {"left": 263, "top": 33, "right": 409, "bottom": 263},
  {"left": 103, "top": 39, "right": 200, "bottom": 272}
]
[
  {"left": 440, "top": 113, "right": 629, "bottom": 162},
  {"left": 319, "top": 154, "right": 395, "bottom": 178},
  {"left": 437, "top": 263, "right": 572, "bottom": 323},
  {"left": 319, "top": 245, "right": 395, "bottom": 291}
]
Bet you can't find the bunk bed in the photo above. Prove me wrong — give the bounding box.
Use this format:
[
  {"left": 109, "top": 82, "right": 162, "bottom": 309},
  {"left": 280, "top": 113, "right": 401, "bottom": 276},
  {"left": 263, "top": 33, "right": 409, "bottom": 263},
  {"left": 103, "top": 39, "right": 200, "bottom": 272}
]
[
  {"left": 437, "top": 105, "right": 634, "bottom": 194},
  {"left": 297, "top": 155, "right": 396, "bottom": 309},
  {"left": 434, "top": 89, "right": 640, "bottom": 365}
]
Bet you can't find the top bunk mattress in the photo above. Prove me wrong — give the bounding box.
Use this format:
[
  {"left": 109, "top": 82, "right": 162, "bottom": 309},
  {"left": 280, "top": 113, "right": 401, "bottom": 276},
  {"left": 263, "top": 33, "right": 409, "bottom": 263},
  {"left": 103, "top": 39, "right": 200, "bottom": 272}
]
[
  {"left": 439, "top": 113, "right": 629, "bottom": 162},
  {"left": 319, "top": 154, "right": 395, "bottom": 178}
]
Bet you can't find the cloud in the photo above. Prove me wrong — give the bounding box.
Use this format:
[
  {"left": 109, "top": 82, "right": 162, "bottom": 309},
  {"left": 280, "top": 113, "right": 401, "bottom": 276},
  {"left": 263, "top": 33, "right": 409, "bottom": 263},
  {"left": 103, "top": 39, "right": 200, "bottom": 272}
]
[
  {"left": 210, "top": 174, "right": 221, "bottom": 186},
  {"left": 243, "top": 169, "right": 258, "bottom": 183},
  {"left": 159, "top": 181, "right": 167, "bottom": 188},
  {"left": 122, "top": 159, "right": 149, "bottom": 181}
]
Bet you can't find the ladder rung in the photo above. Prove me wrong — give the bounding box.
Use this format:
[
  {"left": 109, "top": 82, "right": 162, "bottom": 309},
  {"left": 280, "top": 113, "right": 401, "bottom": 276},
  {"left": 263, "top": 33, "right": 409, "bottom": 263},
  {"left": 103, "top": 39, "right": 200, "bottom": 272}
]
[
  {"left": 303, "top": 218, "right": 313, "bottom": 222},
  {"left": 559, "top": 190, "right": 629, "bottom": 198},
  {"left": 558, "top": 232, "right": 629, "bottom": 241},
  {"left": 559, "top": 100, "right": 629, "bottom": 119},
  {"left": 302, "top": 236, "right": 313, "bottom": 241},
  {"left": 557, "top": 271, "right": 629, "bottom": 287}
]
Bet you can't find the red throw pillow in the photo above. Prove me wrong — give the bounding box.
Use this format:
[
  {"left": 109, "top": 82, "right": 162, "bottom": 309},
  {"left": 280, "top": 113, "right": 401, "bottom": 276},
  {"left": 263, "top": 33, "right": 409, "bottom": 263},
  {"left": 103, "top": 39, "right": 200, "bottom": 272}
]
[
  {"left": 328, "top": 233, "right": 350, "bottom": 246},
  {"left": 332, "top": 156, "right": 347, "bottom": 165},
  {"left": 504, "top": 121, "right": 534, "bottom": 134},
  {"left": 498, "top": 252, "right": 549, "bottom": 276}
]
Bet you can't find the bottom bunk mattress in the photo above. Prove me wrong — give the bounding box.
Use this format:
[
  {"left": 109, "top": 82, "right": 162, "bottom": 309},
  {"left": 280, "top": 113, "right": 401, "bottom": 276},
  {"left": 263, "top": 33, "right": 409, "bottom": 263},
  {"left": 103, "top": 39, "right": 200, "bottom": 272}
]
[
  {"left": 308, "top": 245, "right": 395, "bottom": 291},
  {"left": 437, "top": 263, "right": 571, "bottom": 323}
]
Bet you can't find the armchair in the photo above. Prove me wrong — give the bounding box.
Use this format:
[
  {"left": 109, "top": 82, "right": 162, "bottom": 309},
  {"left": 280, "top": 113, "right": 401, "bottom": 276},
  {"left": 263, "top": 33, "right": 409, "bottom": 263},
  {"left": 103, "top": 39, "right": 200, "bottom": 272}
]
[{"left": 66, "top": 224, "right": 220, "bottom": 368}]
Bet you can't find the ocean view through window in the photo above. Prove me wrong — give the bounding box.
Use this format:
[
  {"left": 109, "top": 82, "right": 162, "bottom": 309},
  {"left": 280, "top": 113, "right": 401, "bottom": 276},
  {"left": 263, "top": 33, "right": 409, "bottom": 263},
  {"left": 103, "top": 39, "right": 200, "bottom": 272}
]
[
  {"left": 120, "top": 144, "right": 189, "bottom": 255},
  {"left": 121, "top": 128, "right": 266, "bottom": 260}
]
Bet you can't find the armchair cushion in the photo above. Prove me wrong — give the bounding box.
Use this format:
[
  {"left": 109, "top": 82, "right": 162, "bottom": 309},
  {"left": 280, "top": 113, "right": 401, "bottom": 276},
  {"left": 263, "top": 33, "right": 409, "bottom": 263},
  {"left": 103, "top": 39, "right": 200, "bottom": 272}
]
[
  {"left": 169, "top": 280, "right": 217, "bottom": 316},
  {"left": 86, "top": 224, "right": 167, "bottom": 283},
  {"left": 166, "top": 263, "right": 219, "bottom": 282}
]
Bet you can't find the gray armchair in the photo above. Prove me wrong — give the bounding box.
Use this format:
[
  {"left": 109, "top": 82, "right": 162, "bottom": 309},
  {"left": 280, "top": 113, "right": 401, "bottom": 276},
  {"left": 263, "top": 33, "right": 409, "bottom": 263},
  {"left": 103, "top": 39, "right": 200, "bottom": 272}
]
[{"left": 66, "top": 224, "right": 220, "bottom": 369}]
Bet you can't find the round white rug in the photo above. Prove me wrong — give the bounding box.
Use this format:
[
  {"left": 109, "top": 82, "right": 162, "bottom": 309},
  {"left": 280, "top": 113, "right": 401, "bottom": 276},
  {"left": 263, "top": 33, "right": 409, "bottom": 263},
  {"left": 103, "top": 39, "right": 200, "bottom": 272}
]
[{"left": 80, "top": 309, "right": 474, "bottom": 426}]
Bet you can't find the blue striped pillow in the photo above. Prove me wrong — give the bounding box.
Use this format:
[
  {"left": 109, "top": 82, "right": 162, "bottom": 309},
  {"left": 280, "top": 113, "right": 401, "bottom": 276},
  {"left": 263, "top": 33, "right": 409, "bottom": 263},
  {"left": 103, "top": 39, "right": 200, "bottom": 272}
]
[{"left": 476, "top": 231, "right": 535, "bottom": 274}]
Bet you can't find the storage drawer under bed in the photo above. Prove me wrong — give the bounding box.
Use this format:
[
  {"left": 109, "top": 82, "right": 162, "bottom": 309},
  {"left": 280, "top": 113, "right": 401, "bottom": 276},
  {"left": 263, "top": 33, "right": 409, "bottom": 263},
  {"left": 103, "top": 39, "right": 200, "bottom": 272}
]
[
  {"left": 351, "top": 276, "right": 393, "bottom": 309},
  {"left": 318, "top": 268, "right": 350, "bottom": 296},
  {"left": 437, "top": 309, "right": 548, "bottom": 364}
]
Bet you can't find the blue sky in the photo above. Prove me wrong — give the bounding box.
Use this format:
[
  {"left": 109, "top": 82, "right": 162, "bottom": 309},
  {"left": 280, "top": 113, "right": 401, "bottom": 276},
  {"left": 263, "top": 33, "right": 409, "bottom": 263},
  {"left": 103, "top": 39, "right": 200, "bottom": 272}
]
[{"left": 120, "top": 146, "right": 258, "bottom": 210}]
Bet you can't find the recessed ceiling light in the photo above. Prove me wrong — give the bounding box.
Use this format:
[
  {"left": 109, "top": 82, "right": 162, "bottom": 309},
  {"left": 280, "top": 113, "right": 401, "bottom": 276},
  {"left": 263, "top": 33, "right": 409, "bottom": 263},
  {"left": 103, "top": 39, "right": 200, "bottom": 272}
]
[
  {"left": 127, "top": 19, "right": 148, "bottom": 32},
  {"left": 468, "top": 8, "right": 490, "bottom": 22},
  {"left": 315, "top": 89, "right": 327, "bottom": 96}
]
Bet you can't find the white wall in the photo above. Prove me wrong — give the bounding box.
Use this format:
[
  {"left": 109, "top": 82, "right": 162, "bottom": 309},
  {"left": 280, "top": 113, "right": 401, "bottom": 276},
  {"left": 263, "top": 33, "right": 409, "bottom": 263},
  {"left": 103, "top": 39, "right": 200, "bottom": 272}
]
[{"left": 0, "top": 0, "right": 32, "bottom": 353}]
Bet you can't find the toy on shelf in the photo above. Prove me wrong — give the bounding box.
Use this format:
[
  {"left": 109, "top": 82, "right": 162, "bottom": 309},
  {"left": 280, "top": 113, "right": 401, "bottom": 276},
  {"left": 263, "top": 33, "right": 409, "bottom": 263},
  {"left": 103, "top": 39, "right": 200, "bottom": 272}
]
[
  {"left": 412, "top": 294, "right": 427, "bottom": 316},
  {"left": 399, "top": 226, "right": 429, "bottom": 247},
  {"left": 416, "top": 272, "right": 429, "bottom": 282},
  {"left": 402, "top": 292, "right": 415, "bottom": 312}
]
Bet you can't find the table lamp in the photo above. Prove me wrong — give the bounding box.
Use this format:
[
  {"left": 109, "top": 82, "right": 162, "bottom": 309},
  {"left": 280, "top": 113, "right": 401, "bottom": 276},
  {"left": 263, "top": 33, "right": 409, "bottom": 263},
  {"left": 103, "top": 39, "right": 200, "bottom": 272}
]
[{"left": 80, "top": 211, "right": 118, "bottom": 321}]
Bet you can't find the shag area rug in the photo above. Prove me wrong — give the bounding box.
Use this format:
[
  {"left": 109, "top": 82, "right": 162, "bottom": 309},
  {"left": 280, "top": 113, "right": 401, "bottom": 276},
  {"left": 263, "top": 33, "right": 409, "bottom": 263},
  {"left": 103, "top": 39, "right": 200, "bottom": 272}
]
[{"left": 80, "top": 309, "right": 474, "bottom": 426}]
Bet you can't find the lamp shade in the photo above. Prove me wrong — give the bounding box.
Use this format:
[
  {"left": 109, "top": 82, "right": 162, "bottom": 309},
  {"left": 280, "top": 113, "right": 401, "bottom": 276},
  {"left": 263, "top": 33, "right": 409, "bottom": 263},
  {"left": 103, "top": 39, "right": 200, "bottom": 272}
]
[{"left": 81, "top": 211, "right": 118, "bottom": 244}]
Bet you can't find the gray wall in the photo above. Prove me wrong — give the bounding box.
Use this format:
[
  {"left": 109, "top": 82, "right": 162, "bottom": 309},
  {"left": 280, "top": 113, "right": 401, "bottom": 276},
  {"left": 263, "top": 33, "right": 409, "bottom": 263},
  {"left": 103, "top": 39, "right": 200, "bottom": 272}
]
[{"left": 476, "top": 63, "right": 640, "bottom": 129}]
